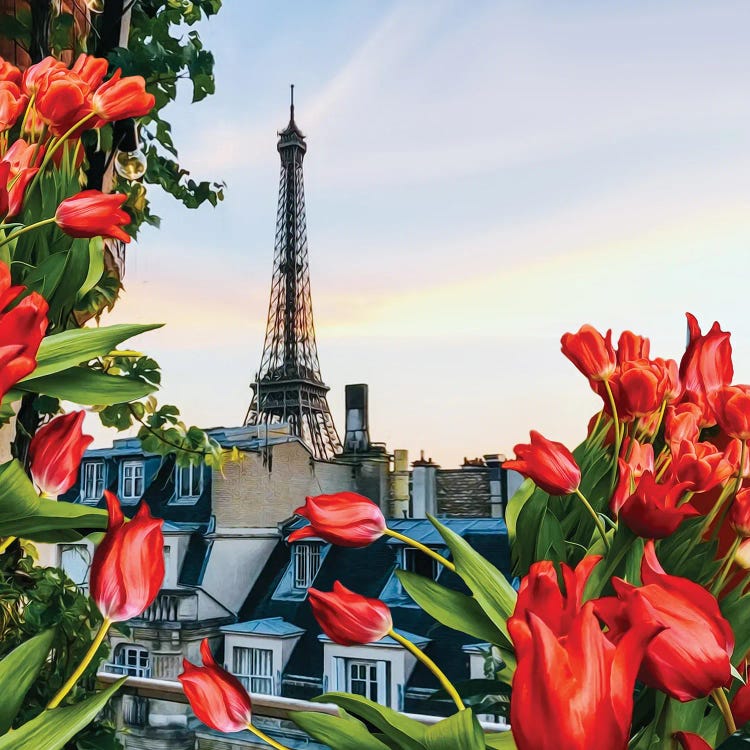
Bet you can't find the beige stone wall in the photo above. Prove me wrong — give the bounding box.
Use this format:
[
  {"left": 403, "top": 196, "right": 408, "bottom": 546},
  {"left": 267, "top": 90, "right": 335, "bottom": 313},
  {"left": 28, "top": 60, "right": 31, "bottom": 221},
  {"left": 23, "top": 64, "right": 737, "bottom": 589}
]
[{"left": 212, "top": 442, "right": 355, "bottom": 529}]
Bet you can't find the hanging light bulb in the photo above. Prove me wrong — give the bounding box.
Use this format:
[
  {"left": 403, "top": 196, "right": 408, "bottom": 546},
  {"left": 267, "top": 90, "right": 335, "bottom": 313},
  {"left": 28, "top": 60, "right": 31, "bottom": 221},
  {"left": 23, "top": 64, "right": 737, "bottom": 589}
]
[
  {"left": 85, "top": 0, "right": 105, "bottom": 13},
  {"left": 113, "top": 119, "right": 147, "bottom": 181}
]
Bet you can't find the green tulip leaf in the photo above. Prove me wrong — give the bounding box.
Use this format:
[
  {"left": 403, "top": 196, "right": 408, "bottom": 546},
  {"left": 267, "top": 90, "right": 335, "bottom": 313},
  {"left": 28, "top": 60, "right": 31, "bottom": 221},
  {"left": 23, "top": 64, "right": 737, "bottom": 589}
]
[
  {"left": 0, "top": 460, "right": 107, "bottom": 540},
  {"left": 290, "top": 708, "right": 391, "bottom": 750},
  {"left": 21, "top": 323, "right": 162, "bottom": 381},
  {"left": 484, "top": 732, "right": 517, "bottom": 749},
  {"left": 0, "top": 678, "right": 125, "bottom": 750},
  {"left": 18, "top": 367, "right": 157, "bottom": 405},
  {"left": 313, "top": 693, "right": 427, "bottom": 750},
  {"left": 396, "top": 570, "right": 509, "bottom": 648},
  {"left": 427, "top": 515, "right": 517, "bottom": 642},
  {"left": 424, "top": 709, "right": 485, "bottom": 750},
  {"left": 0, "top": 630, "right": 55, "bottom": 733}
]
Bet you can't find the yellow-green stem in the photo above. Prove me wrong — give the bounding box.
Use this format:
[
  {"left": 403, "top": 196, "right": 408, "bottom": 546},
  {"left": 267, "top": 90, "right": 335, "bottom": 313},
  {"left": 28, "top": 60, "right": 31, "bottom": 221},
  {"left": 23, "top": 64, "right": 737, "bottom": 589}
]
[
  {"left": 710, "top": 537, "right": 741, "bottom": 597},
  {"left": 388, "top": 629, "right": 464, "bottom": 712},
  {"left": 383, "top": 529, "right": 455, "bottom": 572},
  {"left": 574, "top": 488, "right": 610, "bottom": 551},
  {"left": 712, "top": 687, "right": 737, "bottom": 736},
  {"left": 48, "top": 617, "right": 111, "bottom": 709},
  {"left": 603, "top": 380, "right": 623, "bottom": 493},
  {"left": 655, "top": 455, "right": 672, "bottom": 483},
  {"left": 0, "top": 536, "right": 16, "bottom": 554},
  {"left": 247, "top": 724, "right": 291, "bottom": 750},
  {"left": 0, "top": 217, "right": 55, "bottom": 249}
]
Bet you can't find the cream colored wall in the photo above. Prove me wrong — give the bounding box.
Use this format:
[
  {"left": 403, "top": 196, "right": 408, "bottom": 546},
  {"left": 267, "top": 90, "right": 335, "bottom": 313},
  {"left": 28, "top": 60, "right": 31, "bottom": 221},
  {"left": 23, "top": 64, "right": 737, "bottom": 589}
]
[{"left": 212, "top": 441, "right": 354, "bottom": 530}]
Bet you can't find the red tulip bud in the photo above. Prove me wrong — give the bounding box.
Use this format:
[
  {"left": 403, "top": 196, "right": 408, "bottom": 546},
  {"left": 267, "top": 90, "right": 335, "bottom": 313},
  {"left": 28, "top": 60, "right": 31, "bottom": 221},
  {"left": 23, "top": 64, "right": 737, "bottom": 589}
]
[
  {"left": 89, "top": 491, "right": 164, "bottom": 622},
  {"left": 308, "top": 582, "right": 392, "bottom": 646},
  {"left": 561, "top": 324, "right": 616, "bottom": 381},
  {"left": 55, "top": 190, "right": 131, "bottom": 243},
  {"left": 28, "top": 411, "right": 93, "bottom": 497},
  {"left": 504, "top": 431, "right": 580, "bottom": 496},
  {"left": 179, "top": 638, "right": 252, "bottom": 733},
  {"left": 673, "top": 732, "right": 713, "bottom": 750}
]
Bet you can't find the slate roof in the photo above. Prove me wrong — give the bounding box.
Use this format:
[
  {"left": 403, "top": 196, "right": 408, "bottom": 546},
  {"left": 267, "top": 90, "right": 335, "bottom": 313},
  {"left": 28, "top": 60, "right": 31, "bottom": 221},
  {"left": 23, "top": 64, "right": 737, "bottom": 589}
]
[{"left": 222, "top": 617, "right": 305, "bottom": 637}]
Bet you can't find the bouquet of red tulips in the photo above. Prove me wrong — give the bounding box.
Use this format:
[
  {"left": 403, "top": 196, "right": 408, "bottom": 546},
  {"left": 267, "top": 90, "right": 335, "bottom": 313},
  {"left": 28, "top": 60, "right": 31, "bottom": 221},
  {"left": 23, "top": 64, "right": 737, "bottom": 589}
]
[{"left": 175, "top": 313, "right": 750, "bottom": 750}]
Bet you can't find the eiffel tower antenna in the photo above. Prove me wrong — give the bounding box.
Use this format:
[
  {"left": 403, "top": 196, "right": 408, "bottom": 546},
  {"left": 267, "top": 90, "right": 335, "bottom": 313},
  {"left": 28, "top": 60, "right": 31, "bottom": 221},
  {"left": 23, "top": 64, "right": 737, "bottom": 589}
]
[{"left": 244, "top": 89, "right": 341, "bottom": 460}]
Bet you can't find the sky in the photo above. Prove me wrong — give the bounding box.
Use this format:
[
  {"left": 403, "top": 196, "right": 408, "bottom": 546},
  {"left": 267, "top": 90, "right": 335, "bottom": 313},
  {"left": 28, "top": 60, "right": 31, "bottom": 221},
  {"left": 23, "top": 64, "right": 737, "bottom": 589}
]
[{"left": 99, "top": 0, "right": 750, "bottom": 467}]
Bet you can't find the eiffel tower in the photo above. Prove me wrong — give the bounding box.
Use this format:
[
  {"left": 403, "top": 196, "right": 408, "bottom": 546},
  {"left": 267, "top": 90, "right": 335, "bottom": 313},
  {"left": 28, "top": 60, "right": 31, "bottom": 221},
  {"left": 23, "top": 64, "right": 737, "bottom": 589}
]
[{"left": 244, "top": 87, "right": 342, "bottom": 460}]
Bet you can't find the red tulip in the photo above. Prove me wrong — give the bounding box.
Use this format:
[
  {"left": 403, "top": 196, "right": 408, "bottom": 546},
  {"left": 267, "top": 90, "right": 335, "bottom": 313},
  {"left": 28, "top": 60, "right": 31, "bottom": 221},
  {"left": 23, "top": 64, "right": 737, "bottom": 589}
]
[
  {"left": 679, "top": 313, "right": 733, "bottom": 427},
  {"left": 0, "top": 82, "right": 26, "bottom": 132},
  {"left": 35, "top": 74, "right": 92, "bottom": 136},
  {"left": 610, "top": 439, "right": 654, "bottom": 515},
  {"left": 0, "top": 286, "right": 48, "bottom": 400},
  {"left": 28, "top": 411, "right": 93, "bottom": 497},
  {"left": 0, "top": 259, "right": 25, "bottom": 312},
  {"left": 89, "top": 491, "right": 164, "bottom": 622},
  {"left": 22, "top": 57, "right": 67, "bottom": 97},
  {"left": 55, "top": 190, "right": 131, "bottom": 243},
  {"left": 673, "top": 732, "right": 713, "bottom": 750},
  {"left": 664, "top": 403, "right": 702, "bottom": 455},
  {"left": 713, "top": 385, "right": 750, "bottom": 440},
  {"left": 618, "top": 471, "right": 697, "bottom": 538},
  {"left": 732, "top": 492, "right": 750, "bottom": 538},
  {"left": 70, "top": 54, "right": 108, "bottom": 90},
  {"left": 673, "top": 440, "right": 735, "bottom": 494},
  {"left": 2, "top": 139, "right": 40, "bottom": 218},
  {"left": 92, "top": 70, "right": 155, "bottom": 122},
  {"left": 509, "top": 601, "right": 662, "bottom": 750},
  {"left": 288, "top": 492, "right": 386, "bottom": 547},
  {"left": 616, "top": 330, "right": 650, "bottom": 365},
  {"left": 308, "top": 582, "right": 392, "bottom": 646},
  {"left": 615, "top": 359, "right": 668, "bottom": 420},
  {"left": 595, "top": 541, "right": 734, "bottom": 701},
  {"left": 561, "top": 324, "right": 616, "bottom": 382},
  {"left": 179, "top": 638, "right": 253, "bottom": 733},
  {"left": 731, "top": 681, "right": 750, "bottom": 726},
  {"left": 504, "top": 430, "right": 581, "bottom": 496},
  {"left": 0, "top": 56, "right": 21, "bottom": 86},
  {"left": 735, "top": 538, "right": 750, "bottom": 569},
  {"left": 511, "top": 555, "right": 601, "bottom": 638}
]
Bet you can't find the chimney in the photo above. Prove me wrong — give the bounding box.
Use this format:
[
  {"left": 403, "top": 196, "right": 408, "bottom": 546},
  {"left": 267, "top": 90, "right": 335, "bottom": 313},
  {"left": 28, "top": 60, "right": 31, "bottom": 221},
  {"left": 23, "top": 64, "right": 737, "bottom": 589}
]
[
  {"left": 390, "top": 450, "right": 409, "bottom": 518},
  {"left": 411, "top": 450, "right": 439, "bottom": 518},
  {"left": 483, "top": 453, "right": 505, "bottom": 518},
  {"left": 343, "top": 384, "right": 370, "bottom": 453}
]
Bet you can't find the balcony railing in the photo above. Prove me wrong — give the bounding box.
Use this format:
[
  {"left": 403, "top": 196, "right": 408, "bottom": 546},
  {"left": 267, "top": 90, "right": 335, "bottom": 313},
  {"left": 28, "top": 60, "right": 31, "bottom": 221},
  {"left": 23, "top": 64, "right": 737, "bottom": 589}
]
[
  {"left": 136, "top": 590, "right": 197, "bottom": 623},
  {"left": 102, "top": 662, "right": 151, "bottom": 678},
  {"left": 96, "top": 672, "right": 510, "bottom": 733}
]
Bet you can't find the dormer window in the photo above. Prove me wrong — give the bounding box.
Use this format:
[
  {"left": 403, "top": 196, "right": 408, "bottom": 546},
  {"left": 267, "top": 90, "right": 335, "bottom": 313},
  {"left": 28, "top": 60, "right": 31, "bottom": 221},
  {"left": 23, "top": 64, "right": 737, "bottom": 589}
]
[
  {"left": 294, "top": 542, "right": 322, "bottom": 589},
  {"left": 402, "top": 547, "right": 440, "bottom": 580},
  {"left": 82, "top": 461, "right": 105, "bottom": 502},
  {"left": 120, "top": 460, "right": 144, "bottom": 504},
  {"left": 173, "top": 463, "right": 202, "bottom": 503}
]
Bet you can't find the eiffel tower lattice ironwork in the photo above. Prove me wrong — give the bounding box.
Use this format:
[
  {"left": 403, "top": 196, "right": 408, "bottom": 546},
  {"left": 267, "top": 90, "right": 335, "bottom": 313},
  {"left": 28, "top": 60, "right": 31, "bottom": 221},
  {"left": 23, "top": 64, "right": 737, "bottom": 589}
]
[{"left": 244, "top": 87, "right": 342, "bottom": 460}]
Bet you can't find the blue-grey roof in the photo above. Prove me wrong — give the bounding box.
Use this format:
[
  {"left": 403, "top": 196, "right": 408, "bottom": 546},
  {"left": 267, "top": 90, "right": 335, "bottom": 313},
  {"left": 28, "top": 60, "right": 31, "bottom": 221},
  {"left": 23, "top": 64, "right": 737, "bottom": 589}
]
[
  {"left": 221, "top": 617, "right": 305, "bottom": 637},
  {"left": 162, "top": 521, "right": 205, "bottom": 533},
  {"left": 318, "top": 628, "right": 430, "bottom": 648}
]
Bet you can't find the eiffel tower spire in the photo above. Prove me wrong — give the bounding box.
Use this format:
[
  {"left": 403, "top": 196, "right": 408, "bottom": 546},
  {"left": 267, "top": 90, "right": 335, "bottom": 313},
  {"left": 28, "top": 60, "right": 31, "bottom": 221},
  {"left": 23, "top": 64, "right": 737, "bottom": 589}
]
[{"left": 244, "top": 88, "right": 342, "bottom": 460}]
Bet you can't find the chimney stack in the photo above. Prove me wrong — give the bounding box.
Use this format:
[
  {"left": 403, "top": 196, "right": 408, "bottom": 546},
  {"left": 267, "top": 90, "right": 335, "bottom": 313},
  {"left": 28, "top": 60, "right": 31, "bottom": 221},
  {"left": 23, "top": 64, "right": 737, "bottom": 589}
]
[
  {"left": 390, "top": 450, "right": 409, "bottom": 518},
  {"left": 343, "top": 384, "right": 370, "bottom": 453},
  {"left": 411, "top": 451, "right": 439, "bottom": 518}
]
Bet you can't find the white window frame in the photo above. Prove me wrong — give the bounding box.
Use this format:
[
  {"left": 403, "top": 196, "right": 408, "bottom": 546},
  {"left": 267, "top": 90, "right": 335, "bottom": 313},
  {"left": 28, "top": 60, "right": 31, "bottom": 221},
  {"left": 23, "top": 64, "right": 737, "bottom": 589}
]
[
  {"left": 81, "top": 460, "right": 105, "bottom": 503},
  {"left": 111, "top": 644, "right": 150, "bottom": 678},
  {"left": 172, "top": 463, "right": 203, "bottom": 504},
  {"left": 293, "top": 542, "right": 323, "bottom": 589},
  {"left": 120, "top": 460, "right": 145, "bottom": 504},
  {"left": 232, "top": 646, "right": 274, "bottom": 695},
  {"left": 59, "top": 543, "right": 92, "bottom": 594},
  {"left": 335, "top": 657, "right": 389, "bottom": 706}
]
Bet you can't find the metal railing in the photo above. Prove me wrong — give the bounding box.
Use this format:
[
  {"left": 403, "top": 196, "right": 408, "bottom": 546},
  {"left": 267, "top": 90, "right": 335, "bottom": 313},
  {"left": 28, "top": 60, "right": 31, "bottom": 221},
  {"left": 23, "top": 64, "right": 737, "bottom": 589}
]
[
  {"left": 102, "top": 662, "right": 152, "bottom": 678},
  {"left": 96, "top": 672, "right": 510, "bottom": 733}
]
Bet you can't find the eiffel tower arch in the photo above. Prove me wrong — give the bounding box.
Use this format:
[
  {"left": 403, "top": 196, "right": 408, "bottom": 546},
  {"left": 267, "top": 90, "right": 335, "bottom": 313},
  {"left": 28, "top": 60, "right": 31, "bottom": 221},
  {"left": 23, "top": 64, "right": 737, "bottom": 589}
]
[{"left": 245, "top": 88, "right": 342, "bottom": 460}]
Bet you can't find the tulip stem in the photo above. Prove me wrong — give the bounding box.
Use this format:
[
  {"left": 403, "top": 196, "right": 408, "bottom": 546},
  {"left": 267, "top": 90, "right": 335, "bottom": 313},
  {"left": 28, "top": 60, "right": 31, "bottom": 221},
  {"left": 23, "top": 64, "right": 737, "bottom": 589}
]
[
  {"left": 0, "top": 217, "right": 55, "bottom": 249},
  {"left": 603, "top": 380, "right": 623, "bottom": 493},
  {"left": 247, "top": 723, "right": 291, "bottom": 750},
  {"left": 48, "top": 617, "right": 111, "bottom": 710},
  {"left": 710, "top": 537, "right": 741, "bottom": 596},
  {"left": 388, "top": 629, "right": 465, "bottom": 711},
  {"left": 0, "top": 536, "right": 15, "bottom": 554},
  {"left": 383, "top": 529, "right": 456, "bottom": 572},
  {"left": 712, "top": 687, "right": 737, "bottom": 736},
  {"left": 573, "top": 488, "right": 610, "bottom": 551}
]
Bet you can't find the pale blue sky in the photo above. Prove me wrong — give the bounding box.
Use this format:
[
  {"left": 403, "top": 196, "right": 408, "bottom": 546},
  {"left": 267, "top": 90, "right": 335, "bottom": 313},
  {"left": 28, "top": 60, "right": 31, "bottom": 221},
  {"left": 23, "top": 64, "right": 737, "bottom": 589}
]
[{"left": 102, "top": 1, "right": 750, "bottom": 466}]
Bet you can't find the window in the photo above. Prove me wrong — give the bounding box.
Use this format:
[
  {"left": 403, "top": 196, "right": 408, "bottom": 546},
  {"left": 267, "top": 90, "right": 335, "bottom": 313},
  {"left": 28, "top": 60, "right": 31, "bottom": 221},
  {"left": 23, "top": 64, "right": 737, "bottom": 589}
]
[
  {"left": 294, "top": 542, "right": 322, "bottom": 588},
  {"left": 334, "top": 658, "right": 390, "bottom": 706},
  {"left": 110, "top": 644, "right": 150, "bottom": 678},
  {"left": 233, "top": 647, "right": 273, "bottom": 694},
  {"left": 82, "top": 461, "right": 105, "bottom": 502},
  {"left": 175, "top": 464, "right": 202, "bottom": 501},
  {"left": 403, "top": 547, "right": 440, "bottom": 580},
  {"left": 60, "top": 544, "right": 91, "bottom": 594},
  {"left": 120, "top": 461, "right": 144, "bottom": 503}
]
